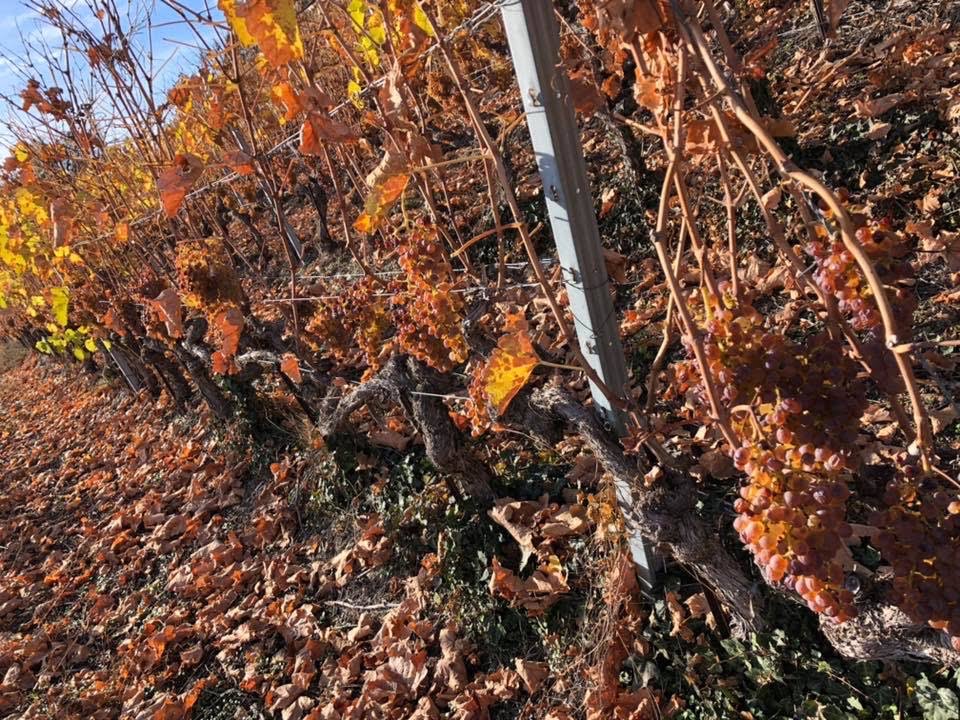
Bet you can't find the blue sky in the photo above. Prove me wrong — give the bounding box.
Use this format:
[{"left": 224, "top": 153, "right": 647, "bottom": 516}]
[{"left": 0, "top": 0, "right": 222, "bottom": 152}]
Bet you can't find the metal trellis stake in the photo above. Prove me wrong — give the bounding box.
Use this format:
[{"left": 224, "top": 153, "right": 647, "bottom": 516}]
[{"left": 500, "top": 0, "right": 658, "bottom": 591}]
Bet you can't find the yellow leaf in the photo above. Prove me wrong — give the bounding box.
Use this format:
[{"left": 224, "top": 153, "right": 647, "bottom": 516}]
[
  {"left": 413, "top": 3, "right": 435, "bottom": 36},
  {"left": 84, "top": 338, "right": 98, "bottom": 353},
  {"left": 218, "top": 0, "right": 256, "bottom": 46},
  {"left": 353, "top": 213, "right": 375, "bottom": 234},
  {"left": 479, "top": 314, "right": 539, "bottom": 416},
  {"left": 50, "top": 286, "right": 69, "bottom": 327},
  {"left": 347, "top": 78, "right": 364, "bottom": 109},
  {"left": 231, "top": 0, "right": 304, "bottom": 68}
]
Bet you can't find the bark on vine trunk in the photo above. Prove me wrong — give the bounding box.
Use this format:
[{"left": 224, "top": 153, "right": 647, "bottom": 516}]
[
  {"left": 529, "top": 386, "right": 767, "bottom": 639},
  {"left": 317, "top": 355, "right": 495, "bottom": 505},
  {"left": 528, "top": 386, "right": 959, "bottom": 666},
  {"left": 142, "top": 343, "right": 193, "bottom": 408},
  {"left": 172, "top": 337, "right": 233, "bottom": 421}
]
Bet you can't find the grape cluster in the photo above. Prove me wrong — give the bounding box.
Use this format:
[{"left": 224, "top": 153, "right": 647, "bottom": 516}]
[
  {"left": 803, "top": 231, "right": 880, "bottom": 332},
  {"left": 174, "top": 238, "right": 244, "bottom": 314},
  {"left": 456, "top": 362, "right": 495, "bottom": 437},
  {"left": 732, "top": 437, "right": 857, "bottom": 621},
  {"left": 305, "top": 228, "right": 468, "bottom": 374},
  {"left": 677, "top": 291, "right": 866, "bottom": 621},
  {"left": 872, "top": 464, "right": 960, "bottom": 651},
  {"left": 304, "top": 276, "right": 391, "bottom": 372},
  {"left": 388, "top": 231, "right": 468, "bottom": 373}
]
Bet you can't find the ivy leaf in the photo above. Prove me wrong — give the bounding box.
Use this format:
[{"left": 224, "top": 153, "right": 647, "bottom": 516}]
[
  {"left": 479, "top": 314, "right": 540, "bottom": 416},
  {"left": 916, "top": 676, "right": 959, "bottom": 720}
]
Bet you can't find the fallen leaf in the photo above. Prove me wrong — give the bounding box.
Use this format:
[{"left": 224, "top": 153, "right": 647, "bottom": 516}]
[
  {"left": 854, "top": 93, "right": 909, "bottom": 118},
  {"left": 514, "top": 658, "right": 549, "bottom": 694}
]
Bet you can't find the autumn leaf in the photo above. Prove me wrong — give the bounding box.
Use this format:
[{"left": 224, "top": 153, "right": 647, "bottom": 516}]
[
  {"left": 49, "top": 197, "right": 73, "bottom": 248},
  {"left": 219, "top": 0, "right": 256, "bottom": 45},
  {"left": 101, "top": 308, "right": 125, "bottom": 336},
  {"left": 489, "top": 499, "right": 542, "bottom": 568},
  {"left": 148, "top": 288, "right": 184, "bottom": 339},
  {"left": 221, "top": 0, "right": 303, "bottom": 68},
  {"left": 211, "top": 307, "right": 244, "bottom": 374},
  {"left": 514, "top": 659, "right": 549, "bottom": 695},
  {"left": 115, "top": 222, "right": 129, "bottom": 244},
  {"left": 222, "top": 150, "right": 255, "bottom": 176},
  {"left": 157, "top": 153, "right": 204, "bottom": 218},
  {"left": 50, "top": 286, "right": 69, "bottom": 327},
  {"left": 489, "top": 555, "right": 569, "bottom": 616},
  {"left": 215, "top": 307, "right": 244, "bottom": 358},
  {"left": 272, "top": 81, "right": 303, "bottom": 121},
  {"left": 280, "top": 352, "right": 301, "bottom": 383},
  {"left": 854, "top": 92, "right": 912, "bottom": 118},
  {"left": 298, "top": 112, "right": 359, "bottom": 154},
  {"left": 479, "top": 314, "right": 539, "bottom": 416},
  {"left": 354, "top": 150, "right": 410, "bottom": 234},
  {"left": 568, "top": 67, "right": 604, "bottom": 115}
]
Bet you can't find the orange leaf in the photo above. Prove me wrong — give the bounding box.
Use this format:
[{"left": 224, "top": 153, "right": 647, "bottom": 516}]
[
  {"left": 229, "top": 0, "right": 303, "bottom": 68},
  {"left": 148, "top": 289, "right": 184, "bottom": 339},
  {"left": 157, "top": 153, "right": 203, "bottom": 218},
  {"left": 101, "top": 308, "right": 125, "bottom": 336},
  {"left": 353, "top": 159, "right": 410, "bottom": 234},
  {"left": 211, "top": 351, "right": 237, "bottom": 375},
  {"left": 152, "top": 697, "right": 184, "bottom": 720},
  {"left": 183, "top": 677, "right": 214, "bottom": 711},
  {"left": 214, "top": 307, "right": 244, "bottom": 358},
  {"left": 299, "top": 111, "right": 359, "bottom": 154},
  {"left": 115, "top": 222, "right": 129, "bottom": 244},
  {"left": 280, "top": 352, "right": 301, "bottom": 383},
  {"left": 479, "top": 314, "right": 539, "bottom": 416},
  {"left": 222, "top": 150, "right": 255, "bottom": 176},
  {"left": 272, "top": 81, "right": 303, "bottom": 121}
]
